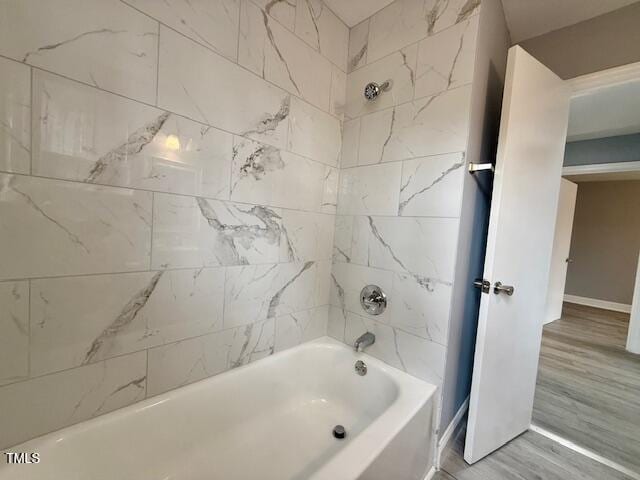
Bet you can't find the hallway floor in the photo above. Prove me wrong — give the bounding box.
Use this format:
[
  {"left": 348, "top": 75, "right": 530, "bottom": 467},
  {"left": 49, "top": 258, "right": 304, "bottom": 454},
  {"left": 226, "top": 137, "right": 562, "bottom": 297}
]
[
  {"left": 436, "top": 427, "right": 634, "bottom": 480},
  {"left": 435, "top": 302, "right": 640, "bottom": 479},
  {"left": 532, "top": 302, "right": 640, "bottom": 472}
]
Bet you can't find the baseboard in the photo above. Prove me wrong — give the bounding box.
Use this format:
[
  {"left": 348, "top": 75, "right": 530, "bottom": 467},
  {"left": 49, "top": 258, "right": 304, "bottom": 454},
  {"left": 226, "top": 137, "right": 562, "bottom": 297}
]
[
  {"left": 564, "top": 294, "right": 631, "bottom": 314},
  {"left": 423, "top": 466, "right": 437, "bottom": 480},
  {"left": 436, "top": 397, "right": 469, "bottom": 469}
]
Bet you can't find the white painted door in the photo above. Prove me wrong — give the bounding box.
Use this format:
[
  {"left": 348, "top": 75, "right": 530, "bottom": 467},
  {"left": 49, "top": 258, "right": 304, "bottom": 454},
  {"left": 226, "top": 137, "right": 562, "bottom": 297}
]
[
  {"left": 464, "top": 46, "right": 571, "bottom": 463},
  {"left": 544, "top": 179, "right": 578, "bottom": 325}
]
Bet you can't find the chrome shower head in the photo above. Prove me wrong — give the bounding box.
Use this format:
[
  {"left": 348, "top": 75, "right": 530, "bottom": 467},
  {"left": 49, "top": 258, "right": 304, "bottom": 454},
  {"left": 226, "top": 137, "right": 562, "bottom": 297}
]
[{"left": 364, "top": 81, "right": 390, "bottom": 101}]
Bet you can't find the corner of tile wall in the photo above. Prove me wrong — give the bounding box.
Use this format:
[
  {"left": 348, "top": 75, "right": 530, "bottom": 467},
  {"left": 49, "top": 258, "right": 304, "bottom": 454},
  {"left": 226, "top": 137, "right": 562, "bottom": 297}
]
[{"left": 331, "top": 0, "right": 481, "bottom": 392}]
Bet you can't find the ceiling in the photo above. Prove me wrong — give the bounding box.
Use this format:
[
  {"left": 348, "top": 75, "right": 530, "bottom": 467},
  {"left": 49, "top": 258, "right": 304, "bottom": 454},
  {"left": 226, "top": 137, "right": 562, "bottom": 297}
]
[
  {"left": 323, "top": 0, "right": 395, "bottom": 27},
  {"left": 501, "top": 0, "right": 640, "bottom": 43},
  {"left": 567, "top": 79, "right": 640, "bottom": 142}
]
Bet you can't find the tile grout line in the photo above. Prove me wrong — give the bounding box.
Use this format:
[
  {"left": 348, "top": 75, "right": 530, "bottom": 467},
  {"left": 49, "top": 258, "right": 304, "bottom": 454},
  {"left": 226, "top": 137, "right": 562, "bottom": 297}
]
[
  {"left": 155, "top": 20, "right": 160, "bottom": 106},
  {"left": 343, "top": 81, "right": 473, "bottom": 126},
  {"left": 0, "top": 255, "right": 335, "bottom": 284},
  {"left": 29, "top": 65, "right": 34, "bottom": 176},
  {"left": 145, "top": 348, "right": 149, "bottom": 399},
  {"left": 235, "top": 0, "right": 242, "bottom": 63},
  {"left": 118, "top": 0, "right": 346, "bottom": 118},
  {"left": 149, "top": 192, "right": 155, "bottom": 270},
  {"left": 6, "top": 53, "right": 340, "bottom": 171},
  {"left": 329, "top": 305, "right": 449, "bottom": 349},
  {"left": 27, "top": 279, "right": 32, "bottom": 379},
  {"left": 2, "top": 302, "right": 330, "bottom": 391},
  {"left": 0, "top": 169, "right": 339, "bottom": 217},
  {"left": 0, "top": 169, "right": 462, "bottom": 220},
  {"left": 348, "top": 10, "right": 481, "bottom": 75}
]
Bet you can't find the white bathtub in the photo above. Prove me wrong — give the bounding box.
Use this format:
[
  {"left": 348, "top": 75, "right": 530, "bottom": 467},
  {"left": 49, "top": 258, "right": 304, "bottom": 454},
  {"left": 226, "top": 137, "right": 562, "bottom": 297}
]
[{"left": 0, "top": 337, "right": 437, "bottom": 480}]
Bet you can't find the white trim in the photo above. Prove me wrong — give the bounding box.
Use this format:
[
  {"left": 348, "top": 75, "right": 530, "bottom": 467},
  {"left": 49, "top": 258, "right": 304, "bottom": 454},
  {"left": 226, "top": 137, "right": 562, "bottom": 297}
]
[
  {"left": 564, "top": 294, "right": 631, "bottom": 313},
  {"left": 568, "top": 61, "right": 640, "bottom": 97},
  {"left": 626, "top": 251, "right": 640, "bottom": 354},
  {"left": 530, "top": 425, "right": 640, "bottom": 480},
  {"left": 436, "top": 397, "right": 469, "bottom": 469},
  {"left": 423, "top": 466, "right": 437, "bottom": 480},
  {"left": 562, "top": 161, "right": 640, "bottom": 177}
]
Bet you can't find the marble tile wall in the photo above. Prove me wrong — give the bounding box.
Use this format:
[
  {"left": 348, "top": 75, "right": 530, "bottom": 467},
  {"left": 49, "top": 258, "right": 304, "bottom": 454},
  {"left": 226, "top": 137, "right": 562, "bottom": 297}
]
[
  {"left": 330, "top": 0, "right": 480, "bottom": 395},
  {"left": 0, "top": 0, "right": 347, "bottom": 449}
]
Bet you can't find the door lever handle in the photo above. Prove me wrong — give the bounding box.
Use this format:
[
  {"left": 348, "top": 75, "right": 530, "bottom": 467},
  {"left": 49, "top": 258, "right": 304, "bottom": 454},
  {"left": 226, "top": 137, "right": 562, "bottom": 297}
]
[
  {"left": 493, "top": 282, "right": 514, "bottom": 296},
  {"left": 473, "top": 278, "right": 490, "bottom": 294}
]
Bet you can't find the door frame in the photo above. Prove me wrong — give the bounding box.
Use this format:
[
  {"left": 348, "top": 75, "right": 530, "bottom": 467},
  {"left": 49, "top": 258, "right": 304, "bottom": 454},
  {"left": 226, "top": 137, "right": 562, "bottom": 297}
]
[
  {"left": 553, "top": 60, "right": 640, "bottom": 352},
  {"left": 467, "top": 58, "right": 640, "bottom": 463},
  {"left": 529, "top": 61, "right": 640, "bottom": 477},
  {"left": 567, "top": 60, "right": 640, "bottom": 96}
]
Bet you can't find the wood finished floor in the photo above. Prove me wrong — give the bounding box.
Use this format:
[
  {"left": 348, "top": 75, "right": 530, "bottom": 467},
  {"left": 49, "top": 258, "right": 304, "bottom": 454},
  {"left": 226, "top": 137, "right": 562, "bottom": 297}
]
[
  {"left": 435, "top": 302, "right": 639, "bottom": 479},
  {"left": 435, "top": 427, "right": 635, "bottom": 480},
  {"left": 532, "top": 302, "right": 640, "bottom": 472}
]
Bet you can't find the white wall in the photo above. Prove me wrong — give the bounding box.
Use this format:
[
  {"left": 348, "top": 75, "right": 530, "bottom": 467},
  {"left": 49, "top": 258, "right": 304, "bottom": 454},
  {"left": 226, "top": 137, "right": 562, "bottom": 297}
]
[{"left": 565, "top": 180, "right": 640, "bottom": 305}]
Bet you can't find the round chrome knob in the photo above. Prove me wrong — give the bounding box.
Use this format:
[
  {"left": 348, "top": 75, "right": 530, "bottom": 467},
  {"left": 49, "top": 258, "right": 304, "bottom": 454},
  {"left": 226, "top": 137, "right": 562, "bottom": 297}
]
[{"left": 360, "top": 285, "right": 387, "bottom": 315}]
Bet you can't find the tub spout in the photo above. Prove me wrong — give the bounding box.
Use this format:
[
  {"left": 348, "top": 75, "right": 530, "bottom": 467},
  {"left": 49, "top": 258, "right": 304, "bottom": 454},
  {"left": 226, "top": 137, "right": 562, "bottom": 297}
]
[{"left": 354, "top": 332, "right": 375, "bottom": 352}]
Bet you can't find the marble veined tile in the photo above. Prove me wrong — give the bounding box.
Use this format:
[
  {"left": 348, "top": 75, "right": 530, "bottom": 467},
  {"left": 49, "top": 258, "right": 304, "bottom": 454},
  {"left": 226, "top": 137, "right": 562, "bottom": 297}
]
[
  {"left": 332, "top": 215, "right": 353, "bottom": 263},
  {"left": 327, "top": 305, "right": 346, "bottom": 342},
  {"left": 274, "top": 305, "right": 328, "bottom": 352},
  {"left": 330, "top": 243, "right": 450, "bottom": 343},
  {"left": 0, "top": 0, "right": 158, "bottom": 104},
  {"left": 295, "top": 0, "right": 349, "bottom": 70},
  {"left": 30, "top": 268, "right": 225, "bottom": 376},
  {"left": 0, "top": 281, "right": 29, "bottom": 386},
  {"left": 350, "top": 215, "right": 459, "bottom": 283},
  {"left": 147, "top": 319, "right": 275, "bottom": 396},
  {"left": 0, "top": 351, "right": 146, "bottom": 449},
  {"left": 337, "top": 163, "right": 402, "bottom": 216},
  {"left": 124, "top": 0, "right": 240, "bottom": 61},
  {"left": 344, "top": 311, "right": 446, "bottom": 385},
  {"left": 152, "top": 194, "right": 282, "bottom": 269},
  {"left": 340, "top": 118, "right": 360, "bottom": 168},
  {"left": 224, "top": 262, "right": 320, "bottom": 328},
  {"left": 315, "top": 260, "right": 332, "bottom": 307},
  {"left": 347, "top": 20, "right": 369, "bottom": 73},
  {"left": 399, "top": 152, "right": 466, "bottom": 217},
  {"left": 367, "top": 0, "right": 480, "bottom": 63},
  {"left": 32, "top": 72, "right": 232, "bottom": 199},
  {"left": 280, "top": 210, "right": 334, "bottom": 262},
  {"left": 330, "top": 65, "right": 347, "bottom": 119},
  {"left": 320, "top": 166, "right": 339, "bottom": 215},
  {"left": 345, "top": 44, "right": 417, "bottom": 120},
  {"left": 230, "top": 136, "right": 327, "bottom": 212},
  {"left": 252, "top": 0, "right": 298, "bottom": 31},
  {"left": 0, "top": 174, "right": 152, "bottom": 281},
  {"left": 415, "top": 15, "right": 479, "bottom": 99},
  {"left": 330, "top": 262, "right": 394, "bottom": 324},
  {"left": 387, "top": 271, "right": 452, "bottom": 344},
  {"left": 0, "top": 58, "right": 30, "bottom": 174},
  {"left": 158, "top": 26, "right": 290, "bottom": 150},
  {"left": 239, "top": 0, "right": 332, "bottom": 112},
  {"left": 288, "top": 97, "right": 342, "bottom": 167},
  {"left": 359, "top": 85, "right": 472, "bottom": 164}
]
